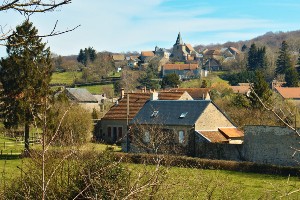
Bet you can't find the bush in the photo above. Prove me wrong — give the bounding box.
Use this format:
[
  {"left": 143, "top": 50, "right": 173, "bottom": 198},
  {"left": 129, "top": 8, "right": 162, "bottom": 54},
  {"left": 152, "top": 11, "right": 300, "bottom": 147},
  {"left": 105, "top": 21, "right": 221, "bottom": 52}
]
[{"left": 47, "top": 101, "right": 93, "bottom": 145}]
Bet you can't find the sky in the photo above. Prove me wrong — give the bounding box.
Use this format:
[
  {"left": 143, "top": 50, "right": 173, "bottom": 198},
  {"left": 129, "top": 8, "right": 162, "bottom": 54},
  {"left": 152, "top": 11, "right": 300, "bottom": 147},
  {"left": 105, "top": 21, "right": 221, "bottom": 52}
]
[{"left": 1, "top": 0, "right": 300, "bottom": 56}]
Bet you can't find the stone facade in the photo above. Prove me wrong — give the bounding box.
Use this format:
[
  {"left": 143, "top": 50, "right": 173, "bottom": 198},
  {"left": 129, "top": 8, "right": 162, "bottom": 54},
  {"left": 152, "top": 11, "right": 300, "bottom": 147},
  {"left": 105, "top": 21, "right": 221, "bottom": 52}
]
[
  {"left": 244, "top": 126, "right": 300, "bottom": 166},
  {"left": 97, "top": 119, "right": 127, "bottom": 144},
  {"left": 195, "top": 103, "right": 235, "bottom": 131}
]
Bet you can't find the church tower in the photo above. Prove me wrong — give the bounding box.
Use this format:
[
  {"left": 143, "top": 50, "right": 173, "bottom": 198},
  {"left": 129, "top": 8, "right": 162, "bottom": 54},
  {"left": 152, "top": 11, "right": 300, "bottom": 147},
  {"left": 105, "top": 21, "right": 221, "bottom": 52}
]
[{"left": 174, "top": 32, "right": 183, "bottom": 45}]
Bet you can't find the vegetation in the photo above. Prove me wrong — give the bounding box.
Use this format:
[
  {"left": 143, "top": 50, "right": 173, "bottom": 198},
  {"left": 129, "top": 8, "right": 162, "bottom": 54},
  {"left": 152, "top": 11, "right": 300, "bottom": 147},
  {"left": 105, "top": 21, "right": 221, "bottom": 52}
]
[
  {"left": 77, "top": 47, "right": 97, "bottom": 66},
  {"left": 51, "top": 71, "right": 82, "bottom": 85},
  {"left": 47, "top": 100, "right": 93, "bottom": 146},
  {"left": 0, "top": 21, "right": 52, "bottom": 152},
  {"left": 161, "top": 73, "right": 181, "bottom": 89}
]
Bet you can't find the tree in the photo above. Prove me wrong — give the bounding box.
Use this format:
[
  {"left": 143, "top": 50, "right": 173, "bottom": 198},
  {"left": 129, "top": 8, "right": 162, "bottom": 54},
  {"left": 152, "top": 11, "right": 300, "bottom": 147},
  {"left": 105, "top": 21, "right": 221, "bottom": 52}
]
[
  {"left": 241, "top": 44, "right": 247, "bottom": 52},
  {"left": 161, "top": 73, "right": 181, "bottom": 89},
  {"left": 276, "top": 41, "right": 292, "bottom": 75},
  {"left": 248, "top": 71, "right": 272, "bottom": 108},
  {"left": 77, "top": 47, "right": 97, "bottom": 66},
  {"left": 138, "top": 69, "right": 161, "bottom": 90},
  {"left": 247, "top": 44, "right": 268, "bottom": 71},
  {"left": 0, "top": 20, "right": 52, "bottom": 152},
  {"left": 285, "top": 67, "right": 299, "bottom": 87}
]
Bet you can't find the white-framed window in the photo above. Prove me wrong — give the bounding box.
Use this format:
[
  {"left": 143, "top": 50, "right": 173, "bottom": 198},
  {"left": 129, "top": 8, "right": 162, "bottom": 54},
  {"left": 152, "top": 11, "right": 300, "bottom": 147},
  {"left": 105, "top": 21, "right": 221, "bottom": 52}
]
[
  {"left": 144, "top": 131, "right": 150, "bottom": 143},
  {"left": 178, "top": 130, "right": 185, "bottom": 144}
]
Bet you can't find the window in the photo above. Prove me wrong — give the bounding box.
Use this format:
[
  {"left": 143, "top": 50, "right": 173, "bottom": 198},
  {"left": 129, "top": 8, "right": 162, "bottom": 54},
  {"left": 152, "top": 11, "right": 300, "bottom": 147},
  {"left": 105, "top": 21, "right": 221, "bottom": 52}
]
[
  {"left": 178, "top": 131, "right": 185, "bottom": 144},
  {"left": 179, "top": 112, "right": 188, "bottom": 118},
  {"left": 118, "top": 127, "right": 123, "bottom": 138},
  {"left": 107, "top": 127, "right": 111, "bottom": 138},
  {"left": 144, "top": 131, "right": 150, "bottom": 143},
  {"left": 151, "top": 111, "right": 159, "bottom": 118}
]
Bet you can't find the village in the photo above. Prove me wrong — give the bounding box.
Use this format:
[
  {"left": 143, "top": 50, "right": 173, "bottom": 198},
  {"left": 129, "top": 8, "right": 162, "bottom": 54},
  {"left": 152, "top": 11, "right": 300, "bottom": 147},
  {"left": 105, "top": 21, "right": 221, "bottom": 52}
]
[{"left": 1, "top": 1, "right": 300, "bottom": 199}]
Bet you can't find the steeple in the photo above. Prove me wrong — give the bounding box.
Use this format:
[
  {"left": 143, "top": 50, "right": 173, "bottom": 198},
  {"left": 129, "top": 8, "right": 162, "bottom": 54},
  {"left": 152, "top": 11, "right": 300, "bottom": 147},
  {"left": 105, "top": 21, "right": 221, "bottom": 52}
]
[{"left": 174, "top": 32, "right": 183, "bottom": 45}]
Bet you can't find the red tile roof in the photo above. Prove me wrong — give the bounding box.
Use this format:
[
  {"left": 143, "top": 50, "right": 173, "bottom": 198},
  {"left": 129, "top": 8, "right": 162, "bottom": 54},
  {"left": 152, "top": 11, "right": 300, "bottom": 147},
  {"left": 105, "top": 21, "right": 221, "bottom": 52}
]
[
  {"left": 186, "top": 44, "right": 195, "bottom": 52},
  {"left": 230, "top": 86, "right": 250, "bottom": 94},
  {"left": 218, "top": 128, "right": 244, "bottom": 139},
  {"left": 168, "top": 88, "right": 210, "bottom": 100},
  {"left": 141, "top": 51, "right": 155, "bottom": 57},
  {"left": 229, "top": 47, "right": 240, "bottom": 54},
  {"left": 163, "top": 64, "right": 198, "bottom": 70},
  {"left": 102, "top": 91, "right": 187, "bottom": 120},
  {"left": 275, "top": 87, "right": 300, "bottom": 99},
  {"left": 198, "top": 131, "right": 228, "bottom": 143}
]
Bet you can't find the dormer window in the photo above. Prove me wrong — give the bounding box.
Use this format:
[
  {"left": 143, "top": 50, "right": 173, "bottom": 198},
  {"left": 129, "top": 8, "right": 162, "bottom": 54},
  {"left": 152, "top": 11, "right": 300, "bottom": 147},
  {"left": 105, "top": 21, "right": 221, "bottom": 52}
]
[
  {"left": 151, "top": 111, "right": 159, "bottom": 118},
  {"left": 179, "top": 112, "right": 188, "bottom": 118}
]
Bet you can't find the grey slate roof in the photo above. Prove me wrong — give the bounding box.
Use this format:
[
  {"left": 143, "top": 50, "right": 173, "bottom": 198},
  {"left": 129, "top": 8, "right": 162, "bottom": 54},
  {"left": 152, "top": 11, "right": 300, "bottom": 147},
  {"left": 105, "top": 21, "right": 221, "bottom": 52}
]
[
  {"left": 66, "top": 88, "right": 98, "bottom": 103},
  {"left": 131, "top": 100, "right": 211, "bottom": 126}
]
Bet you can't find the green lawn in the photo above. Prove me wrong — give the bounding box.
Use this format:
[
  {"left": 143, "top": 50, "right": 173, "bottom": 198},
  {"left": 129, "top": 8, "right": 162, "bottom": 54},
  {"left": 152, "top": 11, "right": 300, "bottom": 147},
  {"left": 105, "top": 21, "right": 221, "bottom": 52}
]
[
  {"left": 76, "top": 84, "right": 114, "bottom": 95},
  {"left": 0, "top": 154, "right": 299, "bottom": 199},
  {"left": 51, "top": 71, "right": 82, "bottom": 85}
]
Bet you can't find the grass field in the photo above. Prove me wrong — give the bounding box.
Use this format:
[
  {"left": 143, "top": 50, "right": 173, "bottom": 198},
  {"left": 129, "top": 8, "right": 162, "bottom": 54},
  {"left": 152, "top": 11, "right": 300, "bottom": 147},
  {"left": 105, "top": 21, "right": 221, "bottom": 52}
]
[
  {"left": 1, "top": 157, "right": 299, "bottom": 199},
  {"left": 76, "top": 84, "right": 114, "bottom": 94},
  {"left": 51, "top": 71, "right": 82, "bottom": 85}
]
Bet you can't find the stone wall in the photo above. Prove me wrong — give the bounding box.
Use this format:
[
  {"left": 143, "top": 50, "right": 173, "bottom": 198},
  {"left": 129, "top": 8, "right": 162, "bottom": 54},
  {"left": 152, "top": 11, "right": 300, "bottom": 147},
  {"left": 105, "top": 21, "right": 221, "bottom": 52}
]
[
  {"left": 244, "top": 126, "right": 300, "bottom": 166},
  {"left": 195, "top": 142, "right": 244, "bottom": 161}
]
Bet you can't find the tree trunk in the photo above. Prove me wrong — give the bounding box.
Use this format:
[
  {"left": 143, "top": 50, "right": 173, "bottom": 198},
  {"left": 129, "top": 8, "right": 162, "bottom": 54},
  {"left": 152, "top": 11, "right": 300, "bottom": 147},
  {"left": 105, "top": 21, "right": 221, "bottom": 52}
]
[{"left": 24, "top": 120, "right": 30, "bottom": 153}]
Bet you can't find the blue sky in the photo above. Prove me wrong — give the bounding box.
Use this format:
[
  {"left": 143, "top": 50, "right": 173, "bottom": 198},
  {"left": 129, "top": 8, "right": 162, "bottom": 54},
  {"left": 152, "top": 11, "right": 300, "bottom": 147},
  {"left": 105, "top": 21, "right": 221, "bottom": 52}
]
[{"left": 1, "top": 0, "right": 300, "bottom": 56}]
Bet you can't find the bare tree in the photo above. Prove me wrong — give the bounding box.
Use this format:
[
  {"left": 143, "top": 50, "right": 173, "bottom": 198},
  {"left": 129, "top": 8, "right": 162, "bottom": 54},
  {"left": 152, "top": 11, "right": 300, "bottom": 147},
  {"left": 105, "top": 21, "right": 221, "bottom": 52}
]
[{"left": 0, "top": 0, "right": 80, "bottom": 45}]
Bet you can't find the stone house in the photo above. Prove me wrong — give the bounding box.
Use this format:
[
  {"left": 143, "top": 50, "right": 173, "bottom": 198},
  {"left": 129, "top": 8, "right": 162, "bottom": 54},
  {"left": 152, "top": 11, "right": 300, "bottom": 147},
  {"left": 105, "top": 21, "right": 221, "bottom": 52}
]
[
  {"left": 168, "top": 88, "right": 211, "bottom": 100},
  {"left": 64, "top": 88, "right": 99, "bottom": 112},
  {"left": 128, "top": 100, "right": 242, "bottom": 156},
  {"left": 112, "top": 54, "right": 126, "bottom": 69},
  {"left": 96, "top": 90, "right": 193, "bottom": 144},
  {"left": 274, "top": 87, "right": 300, "bottom": 106},
  {"left": 162, "top": 63, "right": 200, "bottom": 80}
]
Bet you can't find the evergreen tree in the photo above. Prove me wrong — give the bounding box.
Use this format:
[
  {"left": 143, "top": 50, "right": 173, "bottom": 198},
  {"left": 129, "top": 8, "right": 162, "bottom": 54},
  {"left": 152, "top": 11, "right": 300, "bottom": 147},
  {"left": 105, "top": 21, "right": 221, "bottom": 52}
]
[
  {"left": 0, "top": 20, "right": 52, "bottom": 152},
  {"left": 241, "top": 44, "right": 247, "bottom": 52},
  {"left": 276, "top": 41, "right": 292, "bottom": 75},
  {"left": 77, "top": 47, "right": 97, "bottom": 66},
  {"left": 248, "top": 71, "right": 272, "bottom": 108},
  {"left": 138, "top": 69, "right": 160, "bottom": 90},
  {"left": 298, "top": 49, "right": 300, "bottom": 67},
  {"left": 247, "top": 44, "right": 267, "bottom": 71},
  {"left": 285, "top": 67, "right": 299, "bottom": 87},
  {"left": 161, "top": 73, "right": 181, "bottom": 89}
]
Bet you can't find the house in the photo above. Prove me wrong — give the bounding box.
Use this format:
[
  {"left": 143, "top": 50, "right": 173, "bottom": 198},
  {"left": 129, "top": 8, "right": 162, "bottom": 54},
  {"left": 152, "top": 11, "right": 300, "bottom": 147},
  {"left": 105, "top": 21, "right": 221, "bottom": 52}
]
[
  {"left": 128, "top": 100, "right": 242, "bottom": 155},
  {"left": 64, "top": 88, "right": 99, "bottom": 112},
  {"left": 126, "top": 56, "right": 140, "bottom": 69},
  {"left": 162, "top": 63, "right": 200, "bottom": 80},
  {"left": 203, "top": 58, "right": 222, "bottom": 71},
  {"left": 230, "top": 85, "right": 251, "bottom": 95},
  {"left": 96, "top": 90, "right": 193, "bottom": 144},
  {"left": 168, "top": 88, "right": 211, "bottom": 100},
  {"left": 139, "top": 51, "right": 155, "bottom": 63},
  {"left": 154, "top": 46, "right": 170, "bottom": 59},
  {"left": 170, "top": 32, "right": 200, "bottom": 62},
  {"left": 112, "top": 54, "right": 125, "bottom": 68},
  {"left": 274, "top": 87, "right": 300, "bottom": 105}
]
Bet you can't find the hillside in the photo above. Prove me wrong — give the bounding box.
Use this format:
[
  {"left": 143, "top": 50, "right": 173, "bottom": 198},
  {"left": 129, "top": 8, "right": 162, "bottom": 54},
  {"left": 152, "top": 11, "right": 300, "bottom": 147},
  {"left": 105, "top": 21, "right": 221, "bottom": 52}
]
[{"left": 195, "top": 30, "right": 300, "bottom": 52}]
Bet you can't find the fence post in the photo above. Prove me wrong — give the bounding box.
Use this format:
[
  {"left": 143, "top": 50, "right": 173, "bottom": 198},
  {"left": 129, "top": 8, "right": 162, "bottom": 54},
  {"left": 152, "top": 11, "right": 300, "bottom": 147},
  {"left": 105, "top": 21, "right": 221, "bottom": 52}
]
[{"left": 4, "top": 142, "right": 5, "bottom": 150}]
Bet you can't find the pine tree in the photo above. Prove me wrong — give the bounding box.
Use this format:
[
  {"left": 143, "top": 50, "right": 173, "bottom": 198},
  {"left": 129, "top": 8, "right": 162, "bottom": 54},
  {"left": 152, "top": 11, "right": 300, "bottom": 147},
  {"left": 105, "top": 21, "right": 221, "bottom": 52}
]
[
  {"left": 285, "top": 67, "right": 299, "bottom": 87},
  {"left": 249, "top": 71, "right": 272, "bottom": 108},
  {"left": 0, "top": 20, "right": 52, "bottom": 152},
  {"left": 276, "top": 41, "right": 292, "bottom": 75},
  {"left": 247, "top": 43, "right": 257, "bottom": 71}
]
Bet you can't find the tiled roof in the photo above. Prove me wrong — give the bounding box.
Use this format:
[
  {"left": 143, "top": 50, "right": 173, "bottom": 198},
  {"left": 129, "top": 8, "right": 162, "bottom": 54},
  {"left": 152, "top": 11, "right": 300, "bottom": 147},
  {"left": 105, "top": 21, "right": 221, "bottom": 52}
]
[
  {"left": 141, "top": 51, "right": 155, "bottom": 57},
  {"left": 204, "top": 49, "right": 221, "bottom": 56},
  {"left": 275, "top": 87, "right": 300, "bottom": 99},
  {"left": 168, "top": 88, "right": 210, "bottom": 100},
  {"left": 131, "top": 100, "right": 211, "bottom": 126},
  {"left": 228, "top": 47, "right": 240, "bottom": 54},
  {"left": 65, "top": 88, "right": 98, "bottom": 103},
  {"left": 197, "top": 131, "right": 228, "bottom": 143},
  {"left": 102, "top": 92, "right": 187, "bottom": 120},
  {"left": 163, "top": 64, "right": 198, "bottom": 70},
  {"left": 112, "top": 54, "right": 125, "bottom": 61},
  {"left": 230, "top": 86, "right": 250, "bottom": 94},
  {"left": 186, "top": 44, "right": 195, "bottom": 52},
  {"left": 218, "top": 128, "right": 244, "bottom": 139}
]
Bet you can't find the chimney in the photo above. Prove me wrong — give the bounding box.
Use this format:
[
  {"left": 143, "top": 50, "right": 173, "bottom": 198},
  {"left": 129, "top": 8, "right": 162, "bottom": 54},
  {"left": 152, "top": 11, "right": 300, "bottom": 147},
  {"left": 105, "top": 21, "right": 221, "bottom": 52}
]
[
  {"left": 150, "top": 91, "right": 159, "bottom": 100},
  {"left": 120, "top": 88, "right": 125, "bottom": 99}
]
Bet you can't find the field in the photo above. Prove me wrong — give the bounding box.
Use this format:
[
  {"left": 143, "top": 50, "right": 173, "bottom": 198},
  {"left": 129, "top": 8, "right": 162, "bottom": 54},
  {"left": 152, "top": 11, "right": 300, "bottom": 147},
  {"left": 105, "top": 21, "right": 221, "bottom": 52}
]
[
  {"left": 76, "top": 84, "right": 114, "bottom": 94},
  {"left": 180, "top": 71, "right": 228, "bottom": 88},
  {"left": 0, "top": 149, "right": 299, "bottom": 199},
  {"left": 51, "top": 71, "right": 82, "bottom": 85}
]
